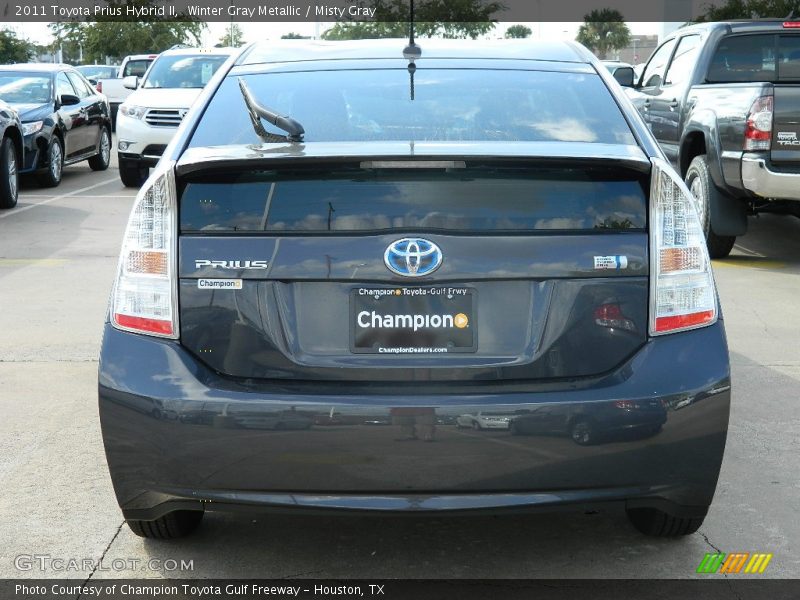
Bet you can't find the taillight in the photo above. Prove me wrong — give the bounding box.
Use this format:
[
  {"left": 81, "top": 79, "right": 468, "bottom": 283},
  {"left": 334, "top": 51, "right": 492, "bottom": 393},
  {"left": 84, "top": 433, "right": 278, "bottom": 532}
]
[
  {"left": 744, "top": 95, "right": 773, "bottom": 151},
  {"left": 614, "top": 400, "right": 636, "bottom": 410},
  {"left": 649, "top": 158, "right": 718, "bottom": 335},
  {"left": 110, "top": 161, "right": 178, "bottom": 338},
  {"left": 96, "top": 81, "right": 102, "bottom": 93},
  {"left": 783, "top": 21, "right": 800, "bottom": 28}
]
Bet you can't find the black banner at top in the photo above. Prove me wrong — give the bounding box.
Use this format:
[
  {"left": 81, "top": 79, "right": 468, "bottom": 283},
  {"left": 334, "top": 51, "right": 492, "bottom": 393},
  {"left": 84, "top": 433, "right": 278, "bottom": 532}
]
[{"left": 0, "top": 0, "right": 750, "bottom": 23}]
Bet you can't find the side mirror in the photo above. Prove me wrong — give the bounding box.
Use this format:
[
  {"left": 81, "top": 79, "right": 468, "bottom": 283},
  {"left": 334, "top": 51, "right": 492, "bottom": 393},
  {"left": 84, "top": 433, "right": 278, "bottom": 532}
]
[
  {"left": 59, "top": 94, "right": 80, "bottom": 106},
  {"left": 613, "top": 67, "right": 635, "bottom": 87},
  {"left": 87, "top": 78, "right": 98, "bottom": 86},
  {"left": 122, "top": 75, "right": 139, "bottom": 90}
]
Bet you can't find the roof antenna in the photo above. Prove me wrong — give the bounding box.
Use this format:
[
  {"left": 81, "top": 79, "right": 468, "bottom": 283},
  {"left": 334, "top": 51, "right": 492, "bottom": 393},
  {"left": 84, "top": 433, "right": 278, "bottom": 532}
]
[{"left": 403, "top": 0, "right": 421, "bottom": 101}]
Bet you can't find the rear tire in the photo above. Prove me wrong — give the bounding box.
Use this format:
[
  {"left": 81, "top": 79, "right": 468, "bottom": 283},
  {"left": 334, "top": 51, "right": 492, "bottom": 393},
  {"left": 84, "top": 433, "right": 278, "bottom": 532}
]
[
  {"left": 126, "top": 510, "right": 204, "bottom": 539},
  {"left": 88, "top": 127, "right": 111, "bottom": 171},
  {"left": 685, "top": 155, "right": 736, "bottom": 258},
  {"left": 626, "top": 507, "right": 705, "bottom": 537},
  {"left": 119, "top": 154, "right": 148, "bottom": 187},
  {"left": 37, "top": 137, "right": 63, "bottom": 188},
  {"left": 0, "top": 136, "right": 19, "bottom": 209},
  {"left": 471, "top": 421, "right": 482, "bottom": 431}
]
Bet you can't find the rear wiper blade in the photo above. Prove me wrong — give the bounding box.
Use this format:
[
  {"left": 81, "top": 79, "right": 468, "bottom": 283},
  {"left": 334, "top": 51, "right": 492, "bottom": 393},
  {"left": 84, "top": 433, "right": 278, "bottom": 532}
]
[{"left": 237, "top": 77, "right": 304, "bottom": 143}]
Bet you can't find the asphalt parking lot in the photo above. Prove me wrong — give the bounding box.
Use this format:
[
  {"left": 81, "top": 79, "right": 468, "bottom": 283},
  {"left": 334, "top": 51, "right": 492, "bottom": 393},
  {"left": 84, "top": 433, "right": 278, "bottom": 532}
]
[{"left": 0, "top": 148, "right": 798, "bottom": 580}]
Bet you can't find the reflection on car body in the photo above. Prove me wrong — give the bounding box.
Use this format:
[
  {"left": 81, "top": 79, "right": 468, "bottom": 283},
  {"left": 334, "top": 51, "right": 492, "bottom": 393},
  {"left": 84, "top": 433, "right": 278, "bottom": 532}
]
[{"left": 509, "top": 400, "right": 667, "bottom": 445}]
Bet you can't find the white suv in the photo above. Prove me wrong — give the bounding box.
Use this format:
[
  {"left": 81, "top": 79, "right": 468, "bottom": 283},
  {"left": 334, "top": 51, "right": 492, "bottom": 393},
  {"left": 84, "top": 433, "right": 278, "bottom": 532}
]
[{"left": 116, "top": 48, "right": 233, "bottom": 187}]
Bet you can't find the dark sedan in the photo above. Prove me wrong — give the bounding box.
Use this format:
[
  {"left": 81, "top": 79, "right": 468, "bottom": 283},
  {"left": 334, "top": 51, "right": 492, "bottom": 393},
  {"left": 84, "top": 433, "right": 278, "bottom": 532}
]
[
  {"left": 0, "top": 63, "right": 112, "bottom": 187},
  {"left": 99, "top": 39, "right": 731, "bottom": 540},
  {"left": 0, "top": 99, "right": 22, "bottom": 208}
]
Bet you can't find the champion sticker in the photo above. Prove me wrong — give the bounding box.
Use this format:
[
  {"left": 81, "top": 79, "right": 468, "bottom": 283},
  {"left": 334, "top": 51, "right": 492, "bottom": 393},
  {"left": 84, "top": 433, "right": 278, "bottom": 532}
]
[
  {"left": 594, "top": 255, "right": 629, "bottom": 270},
  {"left": 198, "top": 278, "right": 243, "bottom": 290}
]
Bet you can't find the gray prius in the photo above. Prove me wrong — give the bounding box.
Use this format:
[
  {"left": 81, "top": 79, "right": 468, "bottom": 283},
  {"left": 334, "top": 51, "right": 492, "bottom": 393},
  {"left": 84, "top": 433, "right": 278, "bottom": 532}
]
[{"left": 98, "top": 39, "right": 731, "bottom": 540}]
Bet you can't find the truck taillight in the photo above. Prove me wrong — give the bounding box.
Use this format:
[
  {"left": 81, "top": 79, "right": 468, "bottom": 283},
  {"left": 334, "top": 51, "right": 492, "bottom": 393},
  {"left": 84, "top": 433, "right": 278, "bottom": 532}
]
[
  {"left": 96, "top": 81, "right": 102, "bottom": 93},
  {"left": 110, "top": 161, "right": 178, "bottom": 338},
  {"left": 744, "top": 95, "right": 773, "bottom": 151},
  {"left": 649, "top": 158, "right": 718, "bottom": 336}
]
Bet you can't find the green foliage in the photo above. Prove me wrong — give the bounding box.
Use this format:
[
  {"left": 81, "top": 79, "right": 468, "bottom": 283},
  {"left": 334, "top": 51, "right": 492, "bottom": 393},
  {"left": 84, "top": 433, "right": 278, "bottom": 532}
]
[
  {"left": 218, "top": 24, "right": 245, "bottom": 47},
  {"left": 575, "top": 8, "right": 631, "bottom": 59},
  {"left": 697, "top": 0, "right": 800, "bottom": 20},
  {"left": 281, "top": 33, "right": 311, "bottom": 39},
  {"left": 321, "top": 0, "right": 504, "bottom": 40},
  {"left": 505, "top": 24, "right": 532, "bottom": 38},
  {"left": 48, "top": 1, "right": 206, "bottom": 63},
  {"left": 0, "top": 28, "right": 38, "bottom": 63}
]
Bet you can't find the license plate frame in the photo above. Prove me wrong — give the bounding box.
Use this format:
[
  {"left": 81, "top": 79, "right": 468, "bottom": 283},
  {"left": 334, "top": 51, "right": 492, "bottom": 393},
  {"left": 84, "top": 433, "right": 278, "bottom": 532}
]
[{"left": 350, "top": 286, "right": 477, "bottom": 354}]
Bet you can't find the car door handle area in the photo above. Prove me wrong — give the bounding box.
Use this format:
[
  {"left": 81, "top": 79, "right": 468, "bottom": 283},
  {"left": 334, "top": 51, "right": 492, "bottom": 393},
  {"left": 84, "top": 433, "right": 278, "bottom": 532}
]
[{"left": 668, "top": 99, "right": 680, "bottom": 110}]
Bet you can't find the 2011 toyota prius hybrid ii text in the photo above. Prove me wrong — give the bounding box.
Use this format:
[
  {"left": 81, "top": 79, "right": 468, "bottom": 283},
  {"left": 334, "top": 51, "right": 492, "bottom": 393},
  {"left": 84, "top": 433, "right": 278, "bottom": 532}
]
[{"left": 98, "top": 40, "right": 731, "bottom": 540}]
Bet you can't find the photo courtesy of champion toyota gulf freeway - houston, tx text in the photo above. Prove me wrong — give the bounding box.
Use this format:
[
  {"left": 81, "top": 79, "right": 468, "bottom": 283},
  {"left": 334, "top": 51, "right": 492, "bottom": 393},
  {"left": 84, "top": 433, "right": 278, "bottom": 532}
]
[{"left": 98, "top": 38, "right": 730, "bottom": 540}]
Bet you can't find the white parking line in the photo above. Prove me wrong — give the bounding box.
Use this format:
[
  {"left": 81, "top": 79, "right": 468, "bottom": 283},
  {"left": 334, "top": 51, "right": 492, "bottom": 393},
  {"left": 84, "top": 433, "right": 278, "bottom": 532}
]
[
  {"left": 0, "top": 177, "right": 121, "bottom": 220},
  {"left": 732, "top": 243, "right": 765, "bottom": 258}
]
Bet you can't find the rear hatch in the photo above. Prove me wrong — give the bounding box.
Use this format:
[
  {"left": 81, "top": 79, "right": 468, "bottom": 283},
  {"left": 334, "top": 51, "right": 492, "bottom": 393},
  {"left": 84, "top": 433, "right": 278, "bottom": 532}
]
[{"left": 176, "top": 144, "right": 651, "bottom": 385}]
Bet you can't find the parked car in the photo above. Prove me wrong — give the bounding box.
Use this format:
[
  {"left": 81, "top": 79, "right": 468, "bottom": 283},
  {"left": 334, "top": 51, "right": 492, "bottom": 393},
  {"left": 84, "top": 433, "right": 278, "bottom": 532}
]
[
  {"left": 456, "top": 411, "right": 512, "bottom": 430},
  {"left": 624, "top": 20, "right": 800, "bottom": 257},
  {"left": 75, "top": 64, "right": 118, "bottom": 85},
  {"left": 95, "top": 54, "right": 158, "bottom": 128},
  {"left": 0, "top": 63, "right": 112, "bottom": 187},
  {"left": 0, "top": 98, "right": 22, "bottom": 208},
  {"left": 99, "top": 39, "right": 731, "bottom": 540},
  {"left": 115, "top": 47, "right": 233, "bottom": 187}
]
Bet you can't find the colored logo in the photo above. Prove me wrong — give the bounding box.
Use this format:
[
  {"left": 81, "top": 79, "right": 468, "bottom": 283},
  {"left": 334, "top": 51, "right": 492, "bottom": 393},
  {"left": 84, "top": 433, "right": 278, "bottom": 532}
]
[
  {"left": 384, "top": 238, "right": 442, "bottom": 277},
  {"left": 454, "top": 313, "right": 469, "bottom": 328},
  {"left": 696, "top": 552, "right": 773, "bottom": 574}
]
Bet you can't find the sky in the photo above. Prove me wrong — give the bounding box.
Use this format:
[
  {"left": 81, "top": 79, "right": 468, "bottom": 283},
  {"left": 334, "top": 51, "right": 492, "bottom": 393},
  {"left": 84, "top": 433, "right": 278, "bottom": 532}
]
[{"left": 2, "top": 20, "right": 667, "bottom": 50}]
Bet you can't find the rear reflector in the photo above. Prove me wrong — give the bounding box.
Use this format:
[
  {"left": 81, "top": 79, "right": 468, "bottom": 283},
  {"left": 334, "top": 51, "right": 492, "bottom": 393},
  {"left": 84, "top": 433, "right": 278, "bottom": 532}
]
[
  {"left": 783, "top": 21, "right": 800, "bottom": 28},
  {"left": 649, "top": 158, "right": 718, "bottom": 336},
  {"left": 110, "top": 162, "right": 179, "bottom": 338}
]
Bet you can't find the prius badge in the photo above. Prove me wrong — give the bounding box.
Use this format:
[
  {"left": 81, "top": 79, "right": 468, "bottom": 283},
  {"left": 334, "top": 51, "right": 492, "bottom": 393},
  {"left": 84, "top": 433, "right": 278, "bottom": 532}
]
[{"left": 384, "top": 238, "right": 442, "bottom": 277}]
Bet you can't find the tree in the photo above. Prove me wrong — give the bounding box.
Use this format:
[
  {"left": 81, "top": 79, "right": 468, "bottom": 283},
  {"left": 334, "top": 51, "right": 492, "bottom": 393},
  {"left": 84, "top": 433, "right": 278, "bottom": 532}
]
[
  {"left": 0, "top": 28, "right": 38, "bottom": 63},
  {"left": 48, "top": 1, "right": 206, "bottom": 63},
  {"left": 575, "top": 9, "right": 631, "bottom": 59},
  {"left": 281, "top": 32, "right": 311, "bottom": 39},
  {"left": 505, "top": 24, "right": 532, "bottom": 38},
  {"left": 321, "top": 0, "right": 504, "bottom": 41},
  {"left": 218, "top": 24, "right": 244, "bottom": 47},
  {"left": 697, "top": 0, "right": 800, "bottom": 20}
]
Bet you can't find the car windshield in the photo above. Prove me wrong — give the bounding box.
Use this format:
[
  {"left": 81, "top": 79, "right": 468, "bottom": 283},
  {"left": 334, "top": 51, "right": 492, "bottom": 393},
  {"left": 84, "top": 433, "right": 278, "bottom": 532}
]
[
  {"left": 190, "top": 67, "right": 636, "bottom": 145},
  {"left": 76, "top": 66, "right": 118, "bottom": 80},
  {"left": 142, "top": 54, "right": 228, "bottom": 89},
  {"left": 0, "top": 73, "right": 52, "bottom": 104}
]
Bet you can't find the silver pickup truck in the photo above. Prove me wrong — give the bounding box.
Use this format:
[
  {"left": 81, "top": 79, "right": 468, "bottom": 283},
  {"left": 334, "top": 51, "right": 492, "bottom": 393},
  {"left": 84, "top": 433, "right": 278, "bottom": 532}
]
[
  {"left": 623, "top": 20, "right": 800, "bottom": 257},
  {"left": 96, "top": 54, "right": 157, "bottom": 129}
]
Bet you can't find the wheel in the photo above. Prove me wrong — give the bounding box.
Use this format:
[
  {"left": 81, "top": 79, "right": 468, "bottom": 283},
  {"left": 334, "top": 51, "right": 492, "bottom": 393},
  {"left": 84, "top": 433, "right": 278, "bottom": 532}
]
[
  {"left": 685, "top": 155, "right": 736, "bottom": 258},
  {"left": 471, "top": 420, "right": 482, "bottom": 431},
  {"left": 118, "top": 154, "right": 148, "bottom": 187},
  {"left": 0, "top": 136, "right": 18, "bottom": 209},
  {"left": 88, "top": 127, "right": 111, "bottom": 171},
  {"left": 509, "top": 420, "right": 521, "bottom": 436},
  {"left": 626, "top": 507, "right": 705, "bottom": 537},
  {"left": 570, "top": 419, "right": 595, "bottom": 445},
  {"left": 126, "top": 510, "right": 203, "bottom": 539},
  {"left": 37, "top": 136, "right": 63, "bottom": 188}
]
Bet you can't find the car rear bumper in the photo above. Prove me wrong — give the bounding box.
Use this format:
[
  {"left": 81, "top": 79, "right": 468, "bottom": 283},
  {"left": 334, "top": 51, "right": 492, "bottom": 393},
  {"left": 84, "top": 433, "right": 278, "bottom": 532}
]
[
  {"left": 98, "top": 321, "right": 731, "bottom": 521},
  {"left": 741, "top": 155, "right": 800, "bottom": 200}
]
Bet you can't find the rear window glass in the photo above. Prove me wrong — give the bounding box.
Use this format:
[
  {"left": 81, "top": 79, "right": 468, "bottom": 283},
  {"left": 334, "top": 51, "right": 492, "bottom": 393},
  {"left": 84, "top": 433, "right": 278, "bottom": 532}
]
[
  {"left": 180, "top": 169, "right": 647, "bottom": 233},
  {"left": 189, "top": 68, "right": 636, "bottom": 146},
  {"left": 707, "top": 34, "right": 800, "bottom": 82}
]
